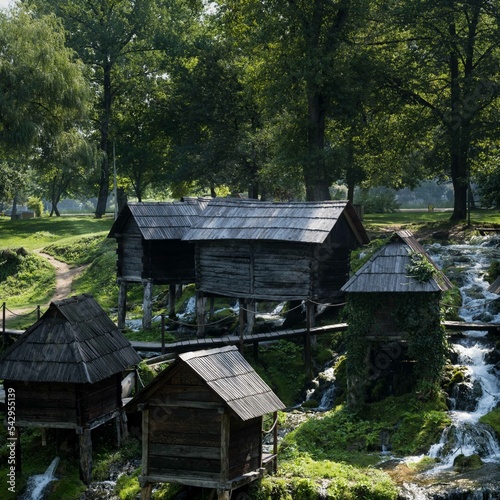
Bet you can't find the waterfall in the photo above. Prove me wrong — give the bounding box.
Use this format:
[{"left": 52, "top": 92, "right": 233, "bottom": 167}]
[
  {"left": 21, "top": 456, "right": 60, "bottom": 500},
  {"left": 426, "top": 238, "right": 500, "bottom": 471}
]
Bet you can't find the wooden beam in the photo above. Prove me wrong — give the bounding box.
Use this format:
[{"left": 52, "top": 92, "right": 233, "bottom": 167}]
[
  {"left": 79, "top": 429, "right": 92, "bottom": 485},
  {"left": 196, "top": 291, "right": 207, "bottom": 337},
  {"left": 142, "top": 409, "right": 149, "bottom": 477},
  {"left": 168, "top": 284, "right": 176, "bottom": 319},
  {"left": 117, "top": 280, "right": 128, "bottom": 330},
  {"left": 220, "top": 410, "right": 230, "bottom": 484},
  {"left": 143, "top": 280, "right": 153, "bottom": 330}
]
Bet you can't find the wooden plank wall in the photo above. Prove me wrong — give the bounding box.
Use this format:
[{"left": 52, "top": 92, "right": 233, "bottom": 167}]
[
  {"left": 146, "top": 364, "right": 223, "bottom": 481},
  {"left": 197, "top": 242, "right": 312, "bottom": 300},
  {"left": 145, "top": 241, "right": 196, "bottom": 283},
  {"left": 119, "top": 235, "right": 143, "bottom": 280},
  {"left": 6, "top": 381, "right": 78, "bottom": 425},
  {"left": 148, "top": 407, "right": 222, "bottom": 481},
  {"left": 79, "top": 374, "right": 121, "bottom": 423},
  {"left": 228, "top": 417, "right": 262, "bottom": 479}
]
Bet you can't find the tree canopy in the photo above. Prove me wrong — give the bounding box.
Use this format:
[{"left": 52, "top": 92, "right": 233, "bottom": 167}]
[{"left": 1, "top": 0, "right": 500, "bottom": 216}]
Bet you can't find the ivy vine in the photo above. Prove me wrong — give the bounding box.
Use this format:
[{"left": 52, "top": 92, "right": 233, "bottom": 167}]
[
  {"left": 344, "top": 292, "right": 448, "bottom": 409},
  {"left": 406, "top": 251, "right": 436, "bottom": 283}
]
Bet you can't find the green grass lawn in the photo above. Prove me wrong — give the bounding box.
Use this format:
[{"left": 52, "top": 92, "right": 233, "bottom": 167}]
[{"left": 0, "top": 215, "right": 114, "bottom": 251}]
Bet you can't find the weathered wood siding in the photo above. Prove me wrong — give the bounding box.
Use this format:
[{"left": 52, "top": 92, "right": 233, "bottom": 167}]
[
  {"left": 79, "top": 374, "right": 121, "bottom": 423},
  {"left": 117, "top": 220, "right": 143, "bottom": 281},
  {"left": 144, "top": 241, "right": 195, "bottom": 283},
  {"left": 228, "top": 417, "right": 262, "bottom": 479},
  {"left": 196, "top": 241, "right": 313, "bottom": 300},
  {"left": 5, "top": 376, "right": 121, "bottom": 427},
  {"left": 5, "top": 381, "right": 78, "bottom": 425},
  {"left": 146, "top": 364, "right": 224, "bottom": 481}
]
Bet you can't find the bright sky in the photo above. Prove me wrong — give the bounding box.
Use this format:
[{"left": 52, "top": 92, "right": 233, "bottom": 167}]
[{"left": 0, "top": 0, "right": 13, "bottom": 11}]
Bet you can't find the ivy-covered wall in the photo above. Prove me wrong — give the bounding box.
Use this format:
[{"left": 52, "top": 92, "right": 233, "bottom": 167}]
[{"left": 345, "top": 292, "right": 447, "bottom": 409}]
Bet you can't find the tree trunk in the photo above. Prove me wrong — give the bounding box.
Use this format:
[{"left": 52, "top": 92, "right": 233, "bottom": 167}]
[
  {"left": 448, "top": 22, "right": 468, "bottom": 221},
  {"left": 305, "top": 91, "right": 330, "bottom": 201},
  {"left": 95, "top": 62, "right": 113, "bottom": 219},
  {"left": 10, "top": 193, "right": 18, "bottom": 221}
]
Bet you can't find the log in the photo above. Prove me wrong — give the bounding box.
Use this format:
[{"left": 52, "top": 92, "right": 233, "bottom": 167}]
[{"left": 79, "top": 429, "right": 92, "bottom": 484}]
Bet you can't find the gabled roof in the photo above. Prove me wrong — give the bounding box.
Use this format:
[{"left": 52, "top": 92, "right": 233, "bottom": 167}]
[
  {"left": 0, "top": 294, "right": 141, "bottom": 384},
  {"left": 341, "top": 230, "right": 453, "bottom": 293},
  {"left": 127, "top": 346, "right": 285, "bottom": 421},
  {"left": 108, "top": 198, "right": 210, "bottom": 241},
  {"left": 182, "top": 198, "right": 369, "bottom": 245}
]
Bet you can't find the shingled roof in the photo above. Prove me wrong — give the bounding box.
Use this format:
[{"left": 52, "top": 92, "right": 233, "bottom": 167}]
[
  {"left": 128, "top": 346, "right": 285, "bottom": 421},
  {"left": 108, "top": 198, "right": 210, "bottom": 241},
  {"left": 183, "top": 198, "right": 369, "bottom": 245},
  {"left": 0, "top": 294, "right": 141, "bottom": 384},
  {"left": 341, "top": 230, "right": 453, "bottom": 293}
]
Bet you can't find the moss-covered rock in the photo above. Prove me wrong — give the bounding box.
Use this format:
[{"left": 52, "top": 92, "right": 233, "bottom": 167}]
[{"left": 453, "top": 453, "right": 483, "bottom": 472}]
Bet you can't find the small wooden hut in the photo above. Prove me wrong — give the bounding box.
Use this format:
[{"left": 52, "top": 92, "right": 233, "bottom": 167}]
[
  {"left": 126, "top": 346, "right": 285, "bottom": 500},
  {"left": 108, "top": 198, "right": 209, "bottom": 329},
  {"left": 183, "top": 198, "right": 369, "bottom": 334},
  {"left": 0, "top": 294, "right": 141, "bottom": 483},
  {"left": 341, "top": 230, "right": 453, "bottom": 404}
]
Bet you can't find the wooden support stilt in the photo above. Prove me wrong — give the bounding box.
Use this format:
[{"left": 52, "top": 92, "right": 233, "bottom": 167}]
[
  {"left": 140, "top": 483, "right": 153, "bottom": 500},
  {"left": 41, "top": 428, "right": 47, "bottom": 446},
  {"left": 247, "top": 300, "right": 256, "bottom": 335},
  {"left": 306, "top": 301, "right": 316, "bottom": 348},
  {"left": 217, "top": 490, "right": 231, "bottom": 500},
  {"left": 273, "top": 411, "right": 279, "bottom": 474},
  {"left": 120, "top": 410, "right": 128, "bottom": 441},
  {"left": 196, "top": 291, "right": 207, "bottom": 337},
  {"left": 79, "top": 429, "right": 93, "bottom": 485},
  {"left": 115, "top": 413, "right": 121, "bottom": 448},
  {"left": 117, "top": 280, "right": 128, "bottom": 330},
  {"left": 305, "top": 301, "right": 313, "bottom": 379},
  {"left": 143, "top": 281, "right": 153, "bottom": 330},
  {"left": 239, "top": 299, "right": 247, "bottom": 353},
  {"left": 168, "top": 283, "right": 176, "bottom": 319},
  {"left": 209, "top": 296, "right": 215, "bottom": 321}
]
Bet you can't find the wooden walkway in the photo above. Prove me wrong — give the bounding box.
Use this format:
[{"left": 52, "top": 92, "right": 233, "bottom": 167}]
[
  {"left": 4, "top": 320, "right": 499, "bottom": 354},
  {"left": 131, "top": 324, "right": 349, "bottom": 353}
]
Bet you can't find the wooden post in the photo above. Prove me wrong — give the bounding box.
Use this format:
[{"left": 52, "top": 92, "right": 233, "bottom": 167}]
[
  {"left": 239, "top": 298, "right": 247, "bottom": 353},
  {"left": 217, "top": 490, "right": 231, "bottom": 500},
  {"left": 2, "top": 302, "right": 6, "bottom": 347},
  {"left": 168, "top": 283, "right": 176, "bottom": 319},
  {"left": 141, "top": 483, "right": 153, "bottom": 500},
  {"left": 196, "top": 291, "right": 207, "bottom": 337},
  {"left": 143, "top": 280, "right": 153, "bottom": 330},
  {"left": 209, "top": 296, "right": 215, "bottom": 321},
  {"left": 41, "top": 428, "right": 47, "bottom": 446},
  {"left": 115, "top": 414, "right": 121, "bottom": 448},
  {"left": 305, "top": 301, "right": 313, "bottom": 379},
  {"left": 117, "top": 280, "right": 128, "bottom": 330},
  {"left": 306, "top": 301, "right": 316, "bottom": 348},
  {"left": 161, "top": 314, "right": 165, "bottom": 354},
  {"left": 247, "top": 300, "right": 256, "bottom": 335},
  {"left": 79, "top": 429, "right": 93, "bottom": 484},
  {"left": 120, "top": 410, "right": 129, "bottom": 441},
  {"left": 142, "top": 409, "right": 149, "bottom": 477},
  {"left": 36, "top": 305, "right": 41, "bottom": 321},
  {"left": 220, "top": 410, "right": 230, "bottom": 484},
  {"left": 273, "top": 411, "right": 278, "bottom": 474}
]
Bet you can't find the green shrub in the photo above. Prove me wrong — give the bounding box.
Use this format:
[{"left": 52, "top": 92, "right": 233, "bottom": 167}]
[
  {"left": 358, "top": 188, "right": 400, "bottom": 214},
  {"left": 27, "top": 196, "right": 44, "bottom": 217}
]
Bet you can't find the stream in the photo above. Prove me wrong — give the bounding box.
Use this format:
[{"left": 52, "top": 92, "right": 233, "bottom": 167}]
[{"left": 396, "top": 237, "right": 500, "bottom": 498}]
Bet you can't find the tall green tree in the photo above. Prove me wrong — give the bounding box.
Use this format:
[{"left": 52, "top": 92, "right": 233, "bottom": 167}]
[
  {"left": 385, "top": 0, "right": 500, "bottom": 220},
  {"left": 218, "top": 0, "right": 371, "bottom": 201},
  {"left": 0, "top": 8, "right": 89, "bottom": 217},
  {"left": 27, "top": 0, "right": 162, "bottom": 217}
]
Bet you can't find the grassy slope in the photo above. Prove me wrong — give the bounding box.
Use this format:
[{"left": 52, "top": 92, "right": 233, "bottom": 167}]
[{"left": 1, "top": 210, "right": 500, "bottom": 499}]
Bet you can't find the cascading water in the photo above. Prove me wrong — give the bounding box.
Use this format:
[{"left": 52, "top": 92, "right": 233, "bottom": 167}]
[
  {"left": 426, "top": 237, "right": 500, "bottom": 472},
  {"left": 20, "top": 456, "right": 60, "bottom": 500}
]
